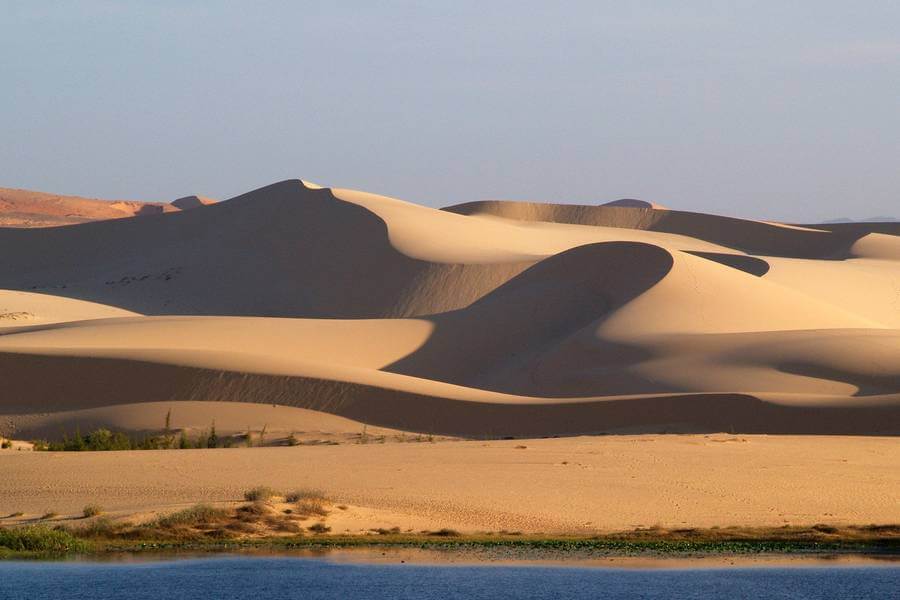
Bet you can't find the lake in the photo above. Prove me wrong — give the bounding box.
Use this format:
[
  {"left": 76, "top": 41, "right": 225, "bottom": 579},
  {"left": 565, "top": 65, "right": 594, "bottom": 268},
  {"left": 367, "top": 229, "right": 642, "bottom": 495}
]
[{"left": 1, "top": 557, "right": 897, "bottom": 599}]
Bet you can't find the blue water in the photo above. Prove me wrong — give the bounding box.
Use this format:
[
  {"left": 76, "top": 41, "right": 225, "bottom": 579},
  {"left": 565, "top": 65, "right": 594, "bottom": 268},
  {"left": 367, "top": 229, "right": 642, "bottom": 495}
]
[{"left": 0, "top": 557, "right": 897, "bottom": 599}]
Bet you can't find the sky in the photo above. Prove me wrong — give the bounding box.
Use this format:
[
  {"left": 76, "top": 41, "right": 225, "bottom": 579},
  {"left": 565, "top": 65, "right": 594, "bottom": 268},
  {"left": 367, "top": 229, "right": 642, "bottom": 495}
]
[{"left": 2, "top": 1, "right": 898, "bottom": 222}]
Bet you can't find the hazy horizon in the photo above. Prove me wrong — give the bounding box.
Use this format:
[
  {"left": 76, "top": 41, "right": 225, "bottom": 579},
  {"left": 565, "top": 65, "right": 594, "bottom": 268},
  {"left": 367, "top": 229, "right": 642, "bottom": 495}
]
[{"left": 3, "top": 2, "right": 898, "bottom": 222}]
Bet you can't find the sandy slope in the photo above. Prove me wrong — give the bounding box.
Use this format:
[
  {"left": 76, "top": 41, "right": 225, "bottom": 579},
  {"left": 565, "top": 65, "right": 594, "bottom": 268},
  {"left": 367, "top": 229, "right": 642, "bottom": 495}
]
[
  {"left": 1, "top": 436, "right": 897, "bottom": 533},
  {"left": 0, "top": 179, "right": 898, "bottom": 437}
]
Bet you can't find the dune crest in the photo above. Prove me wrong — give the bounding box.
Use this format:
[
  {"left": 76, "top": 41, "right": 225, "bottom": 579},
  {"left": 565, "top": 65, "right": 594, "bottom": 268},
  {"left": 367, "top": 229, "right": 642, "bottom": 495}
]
[
  {"left": 170, "top": 195, "right": 216, "bottom": 210},
  {"left": 0, "top": 179, "right": 898, "bottom": 437}
]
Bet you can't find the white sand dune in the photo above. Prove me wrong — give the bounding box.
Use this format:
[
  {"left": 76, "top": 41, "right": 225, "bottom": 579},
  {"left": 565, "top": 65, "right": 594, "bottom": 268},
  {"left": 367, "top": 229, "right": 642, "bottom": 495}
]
[{"left": 0, "top": 179, "right": 898, "bottom": 437}]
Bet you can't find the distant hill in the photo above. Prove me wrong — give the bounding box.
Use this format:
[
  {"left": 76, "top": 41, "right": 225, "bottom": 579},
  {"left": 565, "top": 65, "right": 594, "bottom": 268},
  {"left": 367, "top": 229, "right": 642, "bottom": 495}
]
[{"left": 0, "top": 187, "right": 215, "bottom": 228}]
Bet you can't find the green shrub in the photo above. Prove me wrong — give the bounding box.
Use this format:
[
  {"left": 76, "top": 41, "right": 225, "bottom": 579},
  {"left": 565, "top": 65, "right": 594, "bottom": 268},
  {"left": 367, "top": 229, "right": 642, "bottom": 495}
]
[
  {"left": 84, "top": 429, "right": 132, "bottom": 451},
  {"left": 82, "top": 504, "right": 103, "bottom": 518},
  {"left": 0, "top": 526, "right": 85, "bottom": 553},
  {"left": 207, "top": 421, "right": 218, "bottom": 449}
]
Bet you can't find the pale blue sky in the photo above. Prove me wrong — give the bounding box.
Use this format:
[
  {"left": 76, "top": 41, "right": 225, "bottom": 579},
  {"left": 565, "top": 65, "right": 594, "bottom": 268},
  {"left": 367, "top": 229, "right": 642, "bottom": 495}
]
[{"left": 2, "top": 1, "right": 898, "bottom": 221}]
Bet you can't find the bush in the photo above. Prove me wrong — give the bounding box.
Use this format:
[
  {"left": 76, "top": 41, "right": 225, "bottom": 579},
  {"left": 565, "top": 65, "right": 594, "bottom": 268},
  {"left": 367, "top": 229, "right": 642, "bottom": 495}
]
[
  {"left": 0, "top": 526, "right": 85, "bottom": 553},
  {"left": 1, "top": 439, "right": 11, "bottom": 449},
  {"left": 76, "top": 516, "right": 119, "bottom": 538},
  {"left": 295, "top": 499, "right": 328, "bottom": 518},
  {"left": 82, "top": 504, "right": 103, "bottom": 518},
  {"left": 307, "top": 522, "right": 331, "bottom": 534},
  {"left": 84, "top": 429, "right": 132, "bottom": 451},
  {"left": 243, "top": 486, "right": 278, "bottom": 502},
  {"left": 207, "top": 421, "right": 218, "bottom": 449},
  {"left": 236, "top": 502, "right": 272, "bottom": 524}
]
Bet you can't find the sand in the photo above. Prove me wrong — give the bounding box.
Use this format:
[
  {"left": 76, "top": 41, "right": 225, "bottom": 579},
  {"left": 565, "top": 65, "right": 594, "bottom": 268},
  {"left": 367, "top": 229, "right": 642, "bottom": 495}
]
[
  {"left": 0, "top": 179, "right": 897, "bottom": 532},
  {"left": 1, "top": 436, "right": 897, "bottom": 534},
  {"left": 0, "top": 179, "right": 897, "bottom": 437},
  {"left": 0, "top": 187, "right": 214, "bottom": 228}
]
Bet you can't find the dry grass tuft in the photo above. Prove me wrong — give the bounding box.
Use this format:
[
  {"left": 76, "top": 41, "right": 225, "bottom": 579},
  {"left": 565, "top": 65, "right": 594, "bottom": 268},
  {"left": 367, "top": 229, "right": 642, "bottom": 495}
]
[
  {"left": 426, "top": 528, "right": 461, "bottom": 537},
  {"left": 154, "top": 504, "right": 228, "bottom": 528},
  {"left": 284, "top": 489, "right": 326, "bottom": 503},
  {"left": 243, "top": 486, "right": 279, "bottom": 502},
  {"left": 307, "top": 522, "right": 331, "bottom": 534}
]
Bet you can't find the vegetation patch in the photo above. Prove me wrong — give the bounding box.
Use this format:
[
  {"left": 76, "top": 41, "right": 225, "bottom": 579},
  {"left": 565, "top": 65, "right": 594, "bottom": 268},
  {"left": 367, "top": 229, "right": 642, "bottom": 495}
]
[
  {"left": 243, "top": 487, "right": 279, "bottom": 502},
  {"left": 153, "top": 505, "right": 229, "bottom": 528},
  {"left": 0, "top": 526, "right": 85, "bottom": 554}
]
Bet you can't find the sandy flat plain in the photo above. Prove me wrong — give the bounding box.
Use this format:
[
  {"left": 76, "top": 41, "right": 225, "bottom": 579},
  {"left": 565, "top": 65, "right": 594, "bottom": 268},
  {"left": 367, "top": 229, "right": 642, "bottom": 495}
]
[
  {"left": 2, "top": 435, "right": 897, "bottom": 533},
  {"left": 0, "top": 179, "right": 897, "bottom": 531}
]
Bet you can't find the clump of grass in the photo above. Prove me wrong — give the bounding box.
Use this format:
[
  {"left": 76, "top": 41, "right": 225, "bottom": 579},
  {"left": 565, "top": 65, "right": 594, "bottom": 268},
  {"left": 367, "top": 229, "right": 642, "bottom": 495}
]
[
  {"left": 76, "top": 516, "right": 120, "bottom": 538},
  {"left": 243, "top": 486, "right": 278, "bottom": 502},
  {"left": 272, "top": 520, "right": 303, "bottom": 533},
  {"left": 285, "top": 489, "right": 329, "bottom": 518},
  {"left": 154, "top": 504, "right": 228, "bottom": 528},
  {"left": 82, "top": 504, "right": 103, "bottom": 518},
  {"left": 236, "top": 502, "right": 273, "bottom": 523},
  {"left": 226, "top": 521, "right": 257, "bottom": 534},
  {"left": 284, "top": 489, "right": 325, "bottom": 503},
  {"left": 0, "top": 526, "right": 85, "bottom": 553},
  {"left": 286, "top": 432, "right": 300, "bottom": 446},
  {"left": 1, "top": 439, "right": 11, "bottom": 449},
  {"left": 295, "top": 499, "right": 329, "bottom": 518},
  {"left": 307, "top": 522, "right": 331, "bottom": 534},
  {"left": 372, "top": 526, "right": 401, "bottom": 535}
]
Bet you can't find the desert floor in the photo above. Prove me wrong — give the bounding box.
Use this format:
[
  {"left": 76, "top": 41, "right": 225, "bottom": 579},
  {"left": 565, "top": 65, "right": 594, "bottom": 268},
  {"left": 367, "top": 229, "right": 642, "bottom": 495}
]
[{"left": 2, "top": 435, "right": 897, "bottom": 535}]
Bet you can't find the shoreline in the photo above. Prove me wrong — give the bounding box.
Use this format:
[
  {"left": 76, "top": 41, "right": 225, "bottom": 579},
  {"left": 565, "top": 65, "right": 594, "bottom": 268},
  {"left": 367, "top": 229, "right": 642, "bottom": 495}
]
[{"left": 4, "top": 527, "right": 899, "bottom": 562}]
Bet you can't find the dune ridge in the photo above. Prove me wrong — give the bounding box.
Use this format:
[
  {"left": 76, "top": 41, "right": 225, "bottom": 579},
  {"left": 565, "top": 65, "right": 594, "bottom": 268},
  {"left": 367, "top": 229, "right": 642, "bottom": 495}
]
[{"left": 1, "top": 179, "right": 898, "bottom": 437}]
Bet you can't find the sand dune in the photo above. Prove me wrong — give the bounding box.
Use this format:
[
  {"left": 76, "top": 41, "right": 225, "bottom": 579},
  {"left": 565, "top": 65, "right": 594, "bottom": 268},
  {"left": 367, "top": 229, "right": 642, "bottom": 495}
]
[
  {"left": 170, "top": 195, "right": 217, "bottom": 210},
  {"left": 0, "top": 179, "right": 898, "bottom": 438},
  {"left": 0, "top": 187, "right": 215, "bottom": 228}
]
